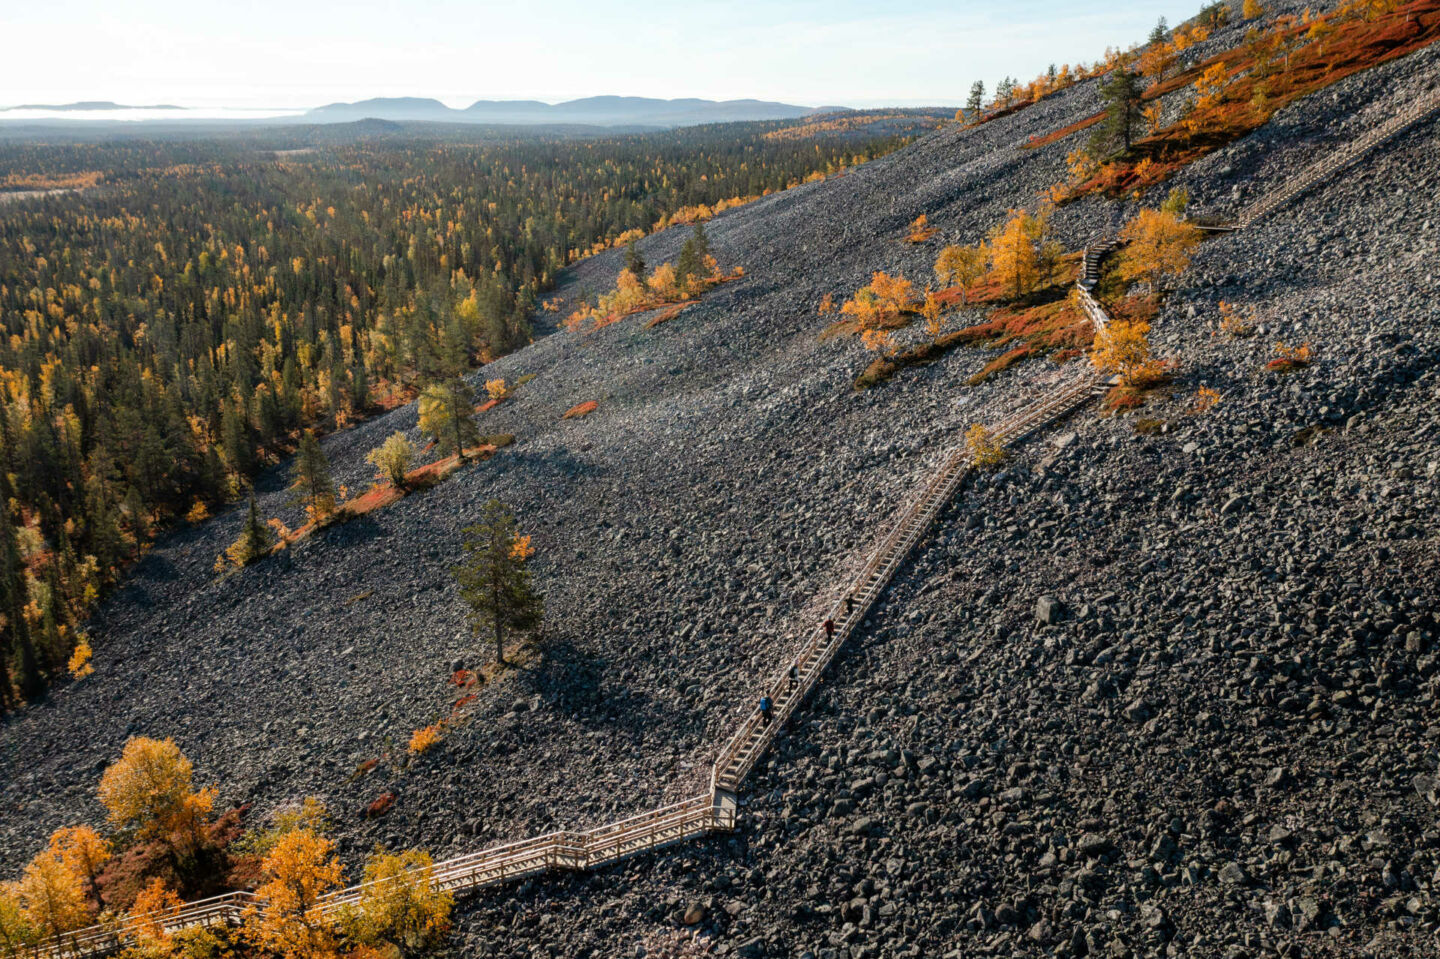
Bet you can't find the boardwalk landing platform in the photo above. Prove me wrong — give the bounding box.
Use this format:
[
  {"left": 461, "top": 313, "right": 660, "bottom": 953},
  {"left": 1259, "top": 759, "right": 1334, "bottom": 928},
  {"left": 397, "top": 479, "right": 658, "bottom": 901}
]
[{"left": 33, "top": 68, "right": 1440, "bottom": 959}]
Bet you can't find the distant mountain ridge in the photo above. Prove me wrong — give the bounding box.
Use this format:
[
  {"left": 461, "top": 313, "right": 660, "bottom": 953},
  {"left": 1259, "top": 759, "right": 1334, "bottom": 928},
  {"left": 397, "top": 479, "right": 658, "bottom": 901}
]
[
  {"left": 2, "top": 101, "right": 184, "bottom": 111},
  {"left": 305, "top": 95, "right": 836, "bottom": 128}
]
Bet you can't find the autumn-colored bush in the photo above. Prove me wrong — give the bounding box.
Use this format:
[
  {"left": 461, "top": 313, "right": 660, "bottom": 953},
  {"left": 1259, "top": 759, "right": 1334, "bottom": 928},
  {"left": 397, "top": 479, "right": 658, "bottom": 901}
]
[
  {"left": 1091, "top": 319, "right": 1156, "bottom": 386},
  {"left": 67, "top": 637, "right": 95, "bottom": 679},
  {"left": 99, "top": 737, "right": 217, "bottom": 855},
  {"left": 1191, "top": 386, "right": 1222, "bottom": 413},
  {"left": 364, "top": 793, "right": 397, "bottom": 819},
  {"left": 934, "top": 244, "right": 987, "bottom": 304},
  {"left": 1216, "top": 300, "right": 1257, "bottom": 337},
  {"left": 365, "top": 433, "right": 414, "bottom": 490},
  {"left": 562, "top": 401, "right": 599, "bottom": 420},
  {"left": 240, "top": 829, "right": 344, "bottom": 959},
  {"left": 1267, "top": 341, "right": 1314, "bottom": 371},
  {"left": 484, "top": 379, "right": 509, "bottom": 401},
  {"left": 966, "top": 425, "right": 1006, "bottom": 469},
  {"left": 904, "top": 214, "right": 938, "bottom": 243},
  {"left": 838, "top": 272, "right": 917, "bottom": 339},
  {"left": 408, "top": 724, "right": 443, "bottom": 755},
  {"left": 1115, "top": 208, "right": 1202, "bottom": 292},
  {"left": 340, "top": 849, "right": 453, "bottom": 954}
]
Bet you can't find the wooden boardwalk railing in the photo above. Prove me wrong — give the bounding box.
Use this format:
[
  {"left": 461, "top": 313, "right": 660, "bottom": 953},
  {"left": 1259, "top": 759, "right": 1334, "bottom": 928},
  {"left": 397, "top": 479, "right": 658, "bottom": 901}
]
[
  {"left": 1235, "top": 80, "right": 1440, "bottom": 228},
  {"left": 39, "top": 64, "right": 1440, "bottom": 959}
]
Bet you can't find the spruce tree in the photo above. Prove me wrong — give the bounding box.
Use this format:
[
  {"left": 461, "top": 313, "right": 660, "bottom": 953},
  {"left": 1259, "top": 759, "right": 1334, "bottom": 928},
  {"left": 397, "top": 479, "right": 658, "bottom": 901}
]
[
  {"left": 0, "top": 504, "right": 43, "bottom": 704},
  {"left": 452, "top": 500, "right": 543, "bottom": 664},
  {"left": 288, "top": 431, "right": 337, "bottom": 522},
  {"left": 418, "top": 320, "right": 479, "bottom": 462},
  {"left": 1090, "top": 68, "right": 1144, "bottom": 157},
  {"left": 624, "top": 240, "right": 646, "bottom": 279}
]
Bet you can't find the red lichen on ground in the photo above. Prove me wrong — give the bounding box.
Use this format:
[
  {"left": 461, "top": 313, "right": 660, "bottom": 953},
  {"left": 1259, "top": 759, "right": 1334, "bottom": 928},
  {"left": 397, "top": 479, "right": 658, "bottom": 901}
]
[
  {"left": 562, "top": 400, "right": 599, "bottom": 420},
  {"left": 1075, "top": 0, "right": 1440, "bottom": 197},
  {"left": 1025, "top": 110, "right": 1106, "bottom": 149},
  {"left": 643, "top": 302, "right": 691, "bottom": 328}
]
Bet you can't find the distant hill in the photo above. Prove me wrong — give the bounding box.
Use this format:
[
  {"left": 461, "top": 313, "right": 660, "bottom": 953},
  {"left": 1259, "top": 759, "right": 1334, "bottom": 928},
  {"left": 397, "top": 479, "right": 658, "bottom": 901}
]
[
  {"left": 2, "top": 101, "right": 183, "bottom": 111},
  {"left": 305, "top": 95, "right": 831, "bottom": 128}
]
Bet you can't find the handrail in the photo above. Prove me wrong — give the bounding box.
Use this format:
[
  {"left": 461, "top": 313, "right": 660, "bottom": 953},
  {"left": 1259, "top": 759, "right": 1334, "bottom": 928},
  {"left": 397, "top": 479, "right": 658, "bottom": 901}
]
[{"left": 41, "top": 54, "right": 1434, "bottom": 959}]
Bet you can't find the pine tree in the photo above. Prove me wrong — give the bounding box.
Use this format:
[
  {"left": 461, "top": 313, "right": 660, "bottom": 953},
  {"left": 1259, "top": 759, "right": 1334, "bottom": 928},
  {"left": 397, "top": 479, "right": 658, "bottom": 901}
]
[
  {"left": 229, "top": 493, "right": 277, "bottom": 568},
  {"left": 452, "top": 500, "right": 543, "bottom": 664},
  {"left": 624, "top": 240, "right": 646, "bottom": 279},
  {"left": 0, "top": 503, "right": 43, "bottom": 704},
  {"left": 288, "top": 431, "right": 337, "bottom": 522},
  {"left": 1149, "top": 16, "right": 1169, "bottom": 45},
  {"left": 417, "top": 318, "right": 480, "bottom": 462},
  {"left": 1090, "top": 69, "right": 1145, "bottom": 157},
  {"left": 966, "top": 81, "right": 985, "bottom": 119}
]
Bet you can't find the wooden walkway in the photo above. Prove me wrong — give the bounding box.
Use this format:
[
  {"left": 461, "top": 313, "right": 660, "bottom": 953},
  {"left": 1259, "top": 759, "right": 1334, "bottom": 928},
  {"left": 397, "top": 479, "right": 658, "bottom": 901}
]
[{"left": 33, "top": 70, "right": 1440, "bottom": 959}]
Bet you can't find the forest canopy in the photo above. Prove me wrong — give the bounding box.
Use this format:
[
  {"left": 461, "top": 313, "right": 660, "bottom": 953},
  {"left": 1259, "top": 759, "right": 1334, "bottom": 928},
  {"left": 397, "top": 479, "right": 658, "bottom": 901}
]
[{"left": 0, "top": 116, "right": 940, "bottom": 711}]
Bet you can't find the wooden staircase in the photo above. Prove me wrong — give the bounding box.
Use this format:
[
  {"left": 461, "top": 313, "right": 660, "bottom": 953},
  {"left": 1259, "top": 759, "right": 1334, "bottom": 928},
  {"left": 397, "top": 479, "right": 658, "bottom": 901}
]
[
  {"left": 1235, "top": 81, "right": 1440, "bottom": 228},
  {"left": 40, "top": 57, "right": 1440, "bottom": 959}
]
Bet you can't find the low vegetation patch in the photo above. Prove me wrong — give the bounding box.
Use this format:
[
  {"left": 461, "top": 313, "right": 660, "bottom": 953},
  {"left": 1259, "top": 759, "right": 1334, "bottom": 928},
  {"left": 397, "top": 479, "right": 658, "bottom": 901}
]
[
  {"left": 562, "top": 400, "right": 599, "bottom": 420},
  {"left": 1267, "top": 341, "right": 1315, "bottom": 372},
  {"left": 1067, "top": 0, "right": 1440, "bottom": 198},
  {"left": 903, "top": 214, "right": 939, "bottom": 243},
  {"left": 565, "top": 224, "right": 741, "bottom": 332},
  {"left": 1024, "top": 110, "right": 1106, "bottom": 149}
]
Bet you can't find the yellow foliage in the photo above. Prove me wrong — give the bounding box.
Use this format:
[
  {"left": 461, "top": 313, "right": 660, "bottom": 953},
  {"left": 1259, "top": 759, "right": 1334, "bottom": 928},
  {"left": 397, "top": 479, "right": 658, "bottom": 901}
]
[
  {"left": 905, "top": 214, "right": 938, "bottom": 243},
  {"left": 1243, "top": 0, "right": 1265, "bottom": 18},
  {"left": 48, "top": 825, "right": 110, "bottom": 887},
  {"left": 647, "top": 262, "right": 680, "bottom": 300},
  {"left": 1191, "top": 386, "right": 1221, "bottom": 413},
  {"left": 509, "top": 534, "right": 534, "bottom": 561},
  {"left": 242, "top": 829, "right": 344, "bottom": 959},
  {"left": 97, "top": 737, "right": 213, "bottom": 848},
  {"left": 840, "top": 272, "right": 914, "bottom": 330},
  {"left": 484, "top": 379, "right": 508, "bottom": 401},
  {"left": 185, "top": 500, "right": 211, "bottom": 524},
  {"left": 1116, "top": 208, "right": 1202, "bottom": 290},
  {"left": 1091, "top": 320, "right": 1157, "bottom": 386},
  {"left": 408, "top": 724, "right": 443, "bottom": 755},
  {"left": 16, "top": 849, "right": 90, "bottom": 939},
  {"left": 921, "top": 291, "right": 943, "bottom": 340},
  {"left": 1143, "top": 103, "right": 1164, "bottom": 134},
  {"left": 68, "top": 638, "right": 95, "bottom": 679},
  {"left": 341, "top": 849, "right": 453, "bottom": 954},
  {"left": 860, "top": 328, "right": 894, "bottom": 353},
  {"left": 128, "top": 878, "right": 184, "bottom": 949},
  {"left": 988, "top": 209, "right": 1043, "bottom": 300},
  {"left": 965, "top": 425, "right": 1006, "bottom": 469},
  {"left": 933, "top": 244, "right": 986, "bottom": 303},
  {"left": 817, "top": 293, "right": 835, "bottom": 315}
]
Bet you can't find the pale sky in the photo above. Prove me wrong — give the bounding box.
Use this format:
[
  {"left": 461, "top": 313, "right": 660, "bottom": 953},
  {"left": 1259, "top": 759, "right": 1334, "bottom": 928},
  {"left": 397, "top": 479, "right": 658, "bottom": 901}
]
[{"left": 1, "top": 0, "right": 1197, "bottom": 110}]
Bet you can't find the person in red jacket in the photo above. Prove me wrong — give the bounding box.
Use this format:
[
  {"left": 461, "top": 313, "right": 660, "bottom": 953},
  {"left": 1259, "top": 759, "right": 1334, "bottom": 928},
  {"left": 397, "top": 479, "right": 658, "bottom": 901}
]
[{"left": 823, "top": 618, "right": 835, "bottom": 640}]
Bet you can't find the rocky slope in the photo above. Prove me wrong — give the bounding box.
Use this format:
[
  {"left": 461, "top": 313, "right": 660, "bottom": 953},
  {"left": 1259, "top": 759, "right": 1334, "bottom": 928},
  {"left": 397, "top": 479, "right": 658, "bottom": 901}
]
[{"left": 4, "top": 4, "right": 1440, "bottom": 957}]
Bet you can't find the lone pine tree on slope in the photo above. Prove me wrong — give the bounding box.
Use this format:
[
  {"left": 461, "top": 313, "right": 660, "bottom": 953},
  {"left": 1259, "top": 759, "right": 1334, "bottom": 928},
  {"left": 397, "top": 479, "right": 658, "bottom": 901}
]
[
  {"left": 288, "top": 430, "right": 336, "bottom": 522},
  {"left": 452, "top": 500, "right": 543, "bottom": 664}
]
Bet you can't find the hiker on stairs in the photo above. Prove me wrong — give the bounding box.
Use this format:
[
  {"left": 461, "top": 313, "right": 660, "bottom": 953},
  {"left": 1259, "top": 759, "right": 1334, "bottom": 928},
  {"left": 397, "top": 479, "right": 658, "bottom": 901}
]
[
  {"left": 759, "top": 695, "right": 774, "bottom": 727},
  {"left": 824, "top": 617, "right": 835, "bottom": 641},
  {"left": 788, "top": 664, "right": 799, "bottom": 691}
]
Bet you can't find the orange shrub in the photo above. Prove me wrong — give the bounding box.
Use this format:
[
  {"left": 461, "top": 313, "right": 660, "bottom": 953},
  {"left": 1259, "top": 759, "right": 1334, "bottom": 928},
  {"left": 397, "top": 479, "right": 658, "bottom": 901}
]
[
  {"left": 562, "top": 401, "right": 599, "bottom": 420},
  {"left": 408, "top": 724, "right": 442, "bottom": 755}
]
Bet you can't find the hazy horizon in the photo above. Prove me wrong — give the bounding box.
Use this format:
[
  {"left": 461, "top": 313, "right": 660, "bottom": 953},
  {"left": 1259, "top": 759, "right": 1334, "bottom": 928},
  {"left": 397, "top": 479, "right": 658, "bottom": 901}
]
[{"left": 3, "top": 0, "right": 1195, "bottom": 113}]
